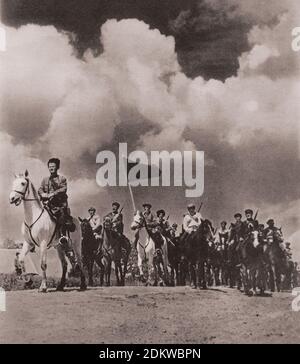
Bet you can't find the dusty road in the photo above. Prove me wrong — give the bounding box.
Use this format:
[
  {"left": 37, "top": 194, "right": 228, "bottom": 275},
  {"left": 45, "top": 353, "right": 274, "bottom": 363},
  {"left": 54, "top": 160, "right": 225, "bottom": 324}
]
[{"left": 0, "top": 286, "right": 299, "bottom": 344}]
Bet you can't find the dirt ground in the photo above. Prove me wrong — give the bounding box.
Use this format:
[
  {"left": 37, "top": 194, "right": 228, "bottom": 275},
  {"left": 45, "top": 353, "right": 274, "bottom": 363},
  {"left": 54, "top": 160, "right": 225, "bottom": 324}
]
[{"left": 0, "top": 286, "right": 300, "bottom": 344}]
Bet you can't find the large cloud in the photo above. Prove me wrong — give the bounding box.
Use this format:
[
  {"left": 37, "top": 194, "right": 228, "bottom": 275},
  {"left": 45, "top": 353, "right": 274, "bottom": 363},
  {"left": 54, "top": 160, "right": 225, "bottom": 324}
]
[{"left": 0, "top": 3, "right": 299, "bottom": 248}]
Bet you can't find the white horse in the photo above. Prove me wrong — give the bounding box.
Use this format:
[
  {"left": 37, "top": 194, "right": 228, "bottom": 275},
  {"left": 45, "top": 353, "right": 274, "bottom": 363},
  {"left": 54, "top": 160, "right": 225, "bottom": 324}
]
[
  {"left": 131, "top": 211, "right": 169, "bottom": 286},
  {"left": 9, "top": 170, "right": 86, "bottom": 292}
]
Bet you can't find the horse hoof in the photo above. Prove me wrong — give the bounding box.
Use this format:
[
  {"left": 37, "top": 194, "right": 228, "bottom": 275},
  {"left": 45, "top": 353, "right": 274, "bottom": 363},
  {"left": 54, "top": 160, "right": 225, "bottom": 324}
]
[
  {"left": 56, "top": 286, "right": 65, "bottom": 292},
  {"left": 38, "top": 288, "right": 47, "bottom": 293},
  {"left": 190, "top": 285, "right": 196, "bottom": 289},
  {"left": 79, "top": 285, "right": 87, "bottom": 291}
]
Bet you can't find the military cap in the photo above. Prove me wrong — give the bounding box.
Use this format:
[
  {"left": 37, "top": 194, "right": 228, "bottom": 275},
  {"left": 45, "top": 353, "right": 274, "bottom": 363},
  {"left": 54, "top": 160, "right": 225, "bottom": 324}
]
[
  {"left": 267, "top": 219, "right": 274, "bottom": 225},
  {"left": 156, "top": 209, "right": 165, "bottom": 217},
  {"left": 286, "top": 242, "right": 291, "bottom": 246},
  {"left": 187, "top": 203, "right": 195, "bottom": 209},
  {"left": 221, "top": 221, "right": 227, "bottom": 225},
  {"left": 88, "top": 207, "right": 96, "bottom": 212},
  {"left": 112, "top": 202, "right": 120, "bottom": 208},
  {"left": 234, "top": 213, "right": 242, "bottom": 218},
  {"left": 245, "top": 209, "right": 253, "bottom": 215},
  {"left": 172, "top": 223, "right": 178, "bottom": 228},
  {"left": 142, "top": 203, "right": 152, "bottom": 208}
]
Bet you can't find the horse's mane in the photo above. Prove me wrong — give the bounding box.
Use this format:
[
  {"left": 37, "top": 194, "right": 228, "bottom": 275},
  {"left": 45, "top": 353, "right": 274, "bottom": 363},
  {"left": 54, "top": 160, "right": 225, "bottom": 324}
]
[{"left": 28, "top": 179, "right": 43, "bottom": 208}]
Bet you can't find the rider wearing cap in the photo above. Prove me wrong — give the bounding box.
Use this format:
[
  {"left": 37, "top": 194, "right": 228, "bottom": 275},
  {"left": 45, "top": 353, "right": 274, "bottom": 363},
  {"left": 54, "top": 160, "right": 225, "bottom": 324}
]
[
  {"left": 142, "top": 203, "right": 156, "bottom": 229},
  {"left": 229, "top": 213, "right": 243, "bottom": 246},
  {"left": 155, "top": 209, "right": 171, "bottom": 238},
  {"left": 182, "top": 203, "right": 202, "bottom": 234},
  {"left": 263, "top": 219, "right": 282, "bottom": 246},
  {"left": 241, "top": 209, "right": 259, "bottom": 240},
  {"left": 38, "top": 158, "right": 74, "bottom": 239},
  {"left": 88, "top": 207, "right": 102, "bottom": 237},
  {"left": 104, "top": 202, "right": 124, "bottom": 234}
]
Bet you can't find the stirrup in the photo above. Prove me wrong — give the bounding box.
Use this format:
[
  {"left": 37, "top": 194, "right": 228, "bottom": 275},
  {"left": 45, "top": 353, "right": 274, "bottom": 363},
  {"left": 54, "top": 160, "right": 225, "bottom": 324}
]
[{"left": 58, "top": 235, "right": 69, "bottom": 249}]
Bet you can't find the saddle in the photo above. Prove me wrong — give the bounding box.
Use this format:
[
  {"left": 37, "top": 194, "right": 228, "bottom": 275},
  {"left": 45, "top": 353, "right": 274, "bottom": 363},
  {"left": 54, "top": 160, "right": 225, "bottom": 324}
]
[{"left": 45, "top": 205, "right": 76, "bottom": 237}]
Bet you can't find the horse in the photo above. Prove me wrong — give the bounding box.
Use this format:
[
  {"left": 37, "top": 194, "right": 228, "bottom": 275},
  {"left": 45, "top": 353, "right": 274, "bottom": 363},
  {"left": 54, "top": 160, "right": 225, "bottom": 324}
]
[
  {"left": 97, "top": 218, "right": 130, "bottom": 286},
  {"left": 165, "top": 235, "right": 182, "bottom": 286},
  {"left": 79, "top": 217, "right": 104, "bottom": 286},
  {"left": 9, "top": 171, "right": 86, "bottom": 292},
  {"left": 207, "top": 241, "right": 227, "bottom": 286},
  {"left": 237, "top": 230, "right": 266, "bottom": 296},
  {"left": 264, "top": 230, "right": 293, "bottom": 292},
  {"left": 179, "top": 219, "right": 214, "bottom": 289},
  {"left": 227, "top": 240, "right": 242, "bottom": 289},
  {"left": 131, "top": 211, "right": 169, "bottom": 286}
]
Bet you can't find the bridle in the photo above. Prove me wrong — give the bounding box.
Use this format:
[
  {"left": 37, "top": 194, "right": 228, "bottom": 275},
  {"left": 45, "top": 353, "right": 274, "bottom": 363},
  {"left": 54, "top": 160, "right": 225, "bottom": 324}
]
[
  {"left": 13, "top": 178, "right": 39, "bottom": 202},
  {"left": 13, "top": 177, "right": 52, "bottom": 247}
]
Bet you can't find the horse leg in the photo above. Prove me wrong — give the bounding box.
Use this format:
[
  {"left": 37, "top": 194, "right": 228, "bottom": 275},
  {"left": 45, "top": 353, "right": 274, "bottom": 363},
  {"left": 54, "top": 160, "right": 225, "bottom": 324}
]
[
  {"left": 105, "top": 258, "right": 111, "bottom": 287},
  {"left": 56, "top": 245, "right": 68, "bottom": 291},
  {"left": 269, "top": 265, "right": 276, "bottom": 292},
  {"left": 18, "top": 241, "right": 31, "bottom": 275},
  {"left": 178, "top": 257, "right": 186, "bottom": 286},
  {"left": 198, "top": 261, "right": 207, "bottom": 289},
  {"left": 115, "top": 261, "right": 121, "bottom": 286},
  {"left": 189, "top": 262, "right": 196, "bottom": 289},
  {"left": 39, "top": 242, "right": 48, "bottom": 293},
  {"left": 87, "top": 256, "right": 94, "bottom": 287},
  {"left": 275, "top": 267, "right": 281, "bottom": 292},
  {"left": 137, "top": 248, "right": 146, "bottom": 283},
  {"left": 147, "top": 254, "right": 156, "bottom": 286},
  {"left": 71, "top": 239, "right": 86, "bottom": 292}
]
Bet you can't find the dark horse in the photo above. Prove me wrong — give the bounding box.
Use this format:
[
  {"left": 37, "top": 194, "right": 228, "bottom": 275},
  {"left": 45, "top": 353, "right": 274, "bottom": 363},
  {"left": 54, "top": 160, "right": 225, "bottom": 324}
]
[
  {"left": 264, "top": 229, "right": 293, "bottom": 292},
  {"left": 237, "top": 230, "right": 266, "bottom": 296},
  {"left": 179, "top": 219, "right": 214, "bottom": 289},
  {"left": 166, "top": 235, "right": 183, "bottom": 286},
  {"left": 79, "top": 218, "right": 103, "bottom": 286},
  {"left": 98, "top": 219, "right": 131, "bottom": 286}
]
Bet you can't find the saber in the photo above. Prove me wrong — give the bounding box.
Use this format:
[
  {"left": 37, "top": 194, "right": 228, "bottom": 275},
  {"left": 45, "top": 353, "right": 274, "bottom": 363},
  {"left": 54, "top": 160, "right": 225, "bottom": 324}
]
[
  {"left": 197, "top": 202, "right": 203, "bottom": 213},
  {"left": 128, "top": 182, "right": 136, "bottom": 212},
  {"left": 254, "top": 209, "right": 259, "bottom": 220}
]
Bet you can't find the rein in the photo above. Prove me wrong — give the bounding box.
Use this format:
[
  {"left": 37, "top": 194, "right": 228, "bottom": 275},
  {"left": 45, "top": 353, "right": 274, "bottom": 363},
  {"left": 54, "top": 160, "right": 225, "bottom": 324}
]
[{"left": 16, "top": 179, "right": 57, "bottom": 248}]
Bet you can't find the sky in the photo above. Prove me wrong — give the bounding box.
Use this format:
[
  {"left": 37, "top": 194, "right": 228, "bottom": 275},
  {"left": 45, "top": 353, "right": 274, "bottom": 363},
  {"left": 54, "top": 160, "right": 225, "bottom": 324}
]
[{"left": 0, "top": 0, "right": 299, "bottom": 259}]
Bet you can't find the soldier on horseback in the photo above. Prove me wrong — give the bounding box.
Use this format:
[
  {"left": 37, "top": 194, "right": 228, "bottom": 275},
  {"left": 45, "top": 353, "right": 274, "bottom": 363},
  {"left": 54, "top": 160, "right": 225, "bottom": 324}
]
[
  {"left": 38, "top": 158, "right": 75, "bottom": 247},
  {"left": 142, "top": 203, "right": 156, "bottom": 229},
  {"left": 87, "top": 207, "right": 102, "bottom": 238},
  {"left": 263, "top": 219, "right": 284, "bottom": 250},
  {"left": 182, "top": 203, "right": 202, "bottom": 235},
  {"left": 242, "top": 209, "right": 259, "bottom": 236},
  {"left": 104, "top": 202, "right": 124, "bottom": 234},
  {"left": 215, "top": 221, "right": 230, "bottom": 249},
  {"left": 170, "top": 223, "right": 178, "bottom": 239},
  {"left": 155, "top": 209, "right": 171, "bottom": 237},
  {"left": 229, "top": 213, "right": 243, "bottom": 246},
  {"left": 104, "top": 202, "right": 130, "bottom": 253}
]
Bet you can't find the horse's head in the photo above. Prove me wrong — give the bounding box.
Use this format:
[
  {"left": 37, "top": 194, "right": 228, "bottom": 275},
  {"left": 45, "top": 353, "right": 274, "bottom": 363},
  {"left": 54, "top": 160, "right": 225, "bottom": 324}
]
[
  {"left": 9, "top": 170, "right": 29, "bottom": 206},
  {"left": 202, "top": 219, "right": 215, "bottom": 242},
  {"left": 79, "top": 217, "right": 93, "bottom": 236},
  {"left": 251, "top": 230, "right": 259, "bottom": 248},
  {"left": 131, "top": 210, "right": 144, "bottom": 230},
  {"left": 103, "top": 216, "right": 112, "bottom": 230},
  {"left": 274, "top": 228, "right": 284, "bottom": 244}
]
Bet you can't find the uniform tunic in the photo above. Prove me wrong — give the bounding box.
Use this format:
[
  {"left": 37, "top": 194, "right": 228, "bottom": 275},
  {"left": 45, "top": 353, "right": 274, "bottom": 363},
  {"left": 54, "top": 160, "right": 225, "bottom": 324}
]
[{"left": 183, "top": 212, "right": 202, "bottom": 234}]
